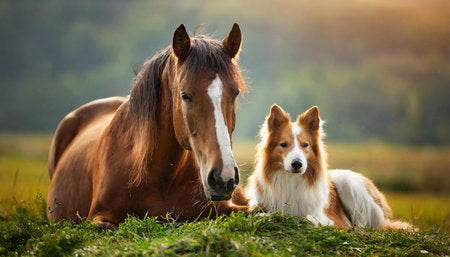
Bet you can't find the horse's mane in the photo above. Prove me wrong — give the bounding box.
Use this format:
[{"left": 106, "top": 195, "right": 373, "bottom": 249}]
[
  {"left": 128, "top": 47, "right": 171, "bottom": 186},
  {"left": 128, "top": 35, "right": 246, "bottom": 186}
]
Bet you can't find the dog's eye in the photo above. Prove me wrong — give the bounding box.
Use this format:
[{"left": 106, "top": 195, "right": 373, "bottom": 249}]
[
  {"left": 280, "top": 142, "right": 288, "bottom": 148},
  {"left": 302, "top": 142, "right": 309, "bottom": 147},
  {"left": 181, "top": 92, "right": 192, "bottom": 102}
]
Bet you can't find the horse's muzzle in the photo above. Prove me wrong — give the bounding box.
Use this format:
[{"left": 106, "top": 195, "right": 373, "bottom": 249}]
[
  {"left": 207, "top": 167, "right": 239, "bottom": 201},
  {"left": 210, "top": 194, "right": 232, "bottom": 201}
]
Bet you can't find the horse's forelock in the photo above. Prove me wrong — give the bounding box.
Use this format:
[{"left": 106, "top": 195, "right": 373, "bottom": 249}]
[{"left": 182, "top": 36, "right": 246, "bottom": 93}]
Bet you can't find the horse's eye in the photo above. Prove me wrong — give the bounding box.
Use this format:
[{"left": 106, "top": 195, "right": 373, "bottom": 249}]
[
  {"left": 181, "top": 92, "right": 192, "bottom": 102},
  {"left": 232, "top": 88, "right": 240, "bottom": 97},
  {"left": 302, "top": 143, "right": 309, "bottom": 148},
  {"left": 280, "top": 142, "right": 288, "bottom": 148}
]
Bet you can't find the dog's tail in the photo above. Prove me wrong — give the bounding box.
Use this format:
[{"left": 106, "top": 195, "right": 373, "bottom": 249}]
[
  {"left": 330, "top": 169, "right": 386, "bottom": 229},
  {"left": 330, "top": 169, "right": 416, "bottom": 231},
  {"left": 382, "top": 220, "right": 417, "bottom": 232}
]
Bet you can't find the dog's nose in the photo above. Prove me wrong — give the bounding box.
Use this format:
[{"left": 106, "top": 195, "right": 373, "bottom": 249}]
[
  {"left": 207, "top": 167, "right": 239, "bottom": 200},
  {"left": 291, "top": 159, "right": 303, "bottom": 171}
]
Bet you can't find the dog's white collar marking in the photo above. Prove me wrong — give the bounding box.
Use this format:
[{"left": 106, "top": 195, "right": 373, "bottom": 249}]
[{"left": 207, "top": 75, "right": 236, "bottom": 181}]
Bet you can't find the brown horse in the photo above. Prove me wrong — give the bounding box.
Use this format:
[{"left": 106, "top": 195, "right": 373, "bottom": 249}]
[{"left": 47, "top": 24, "right": 248, "bottom": 229}]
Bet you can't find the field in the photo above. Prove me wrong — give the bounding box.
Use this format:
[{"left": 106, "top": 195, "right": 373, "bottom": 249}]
[{"left": 0, "top": 134, "right": 449, "bottom": 256}]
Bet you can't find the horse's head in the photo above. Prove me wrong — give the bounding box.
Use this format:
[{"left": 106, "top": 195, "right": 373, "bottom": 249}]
[{"left": 171, "top": 24, "right": 245, "bottom": 201}]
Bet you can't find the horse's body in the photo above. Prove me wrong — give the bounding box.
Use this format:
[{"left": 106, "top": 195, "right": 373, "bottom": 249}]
[{"left": 47, "top": 24, "right": 248, "bottom": 228}]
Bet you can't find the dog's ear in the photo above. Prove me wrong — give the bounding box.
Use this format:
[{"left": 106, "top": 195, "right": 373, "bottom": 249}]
[
  {"left": 268, "top": 104, "right": 290, "bottom": 132},
  {"left": 297, "top": 106, "right": 320, "bottom": 131}
]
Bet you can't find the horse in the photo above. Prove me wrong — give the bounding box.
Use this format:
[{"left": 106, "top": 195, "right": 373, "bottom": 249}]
[{"left": 47, "top": 24, "right": 248, "bottom": 229}]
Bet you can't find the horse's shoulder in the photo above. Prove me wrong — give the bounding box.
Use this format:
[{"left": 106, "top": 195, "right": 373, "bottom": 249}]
[{"left": 48, "top": 96, "right": 127, "bottom": 179}]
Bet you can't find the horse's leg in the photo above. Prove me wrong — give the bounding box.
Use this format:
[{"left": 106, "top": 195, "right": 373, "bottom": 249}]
[
  {"left": 91, "top": 215, "right": 118, "bottom": 230},
  {"left": 88, "top": 199, "right": 124, "bottom": 230},
  {"left": 231, "top": 184, "right": 249, "bottom": 206},
  {"left": 210, "top": 201, "right": 249, "bottom": 216},
  {"left": 47, "top": 162, "right": 92, "bottom": 222}
]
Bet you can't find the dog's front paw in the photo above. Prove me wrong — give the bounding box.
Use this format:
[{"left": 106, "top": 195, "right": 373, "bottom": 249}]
[
  {"left": 306, "top": 215, "right": 320, "bottom": 227},
  {"left": 255, "top": 212, "right": 272, "bottom": 217}
]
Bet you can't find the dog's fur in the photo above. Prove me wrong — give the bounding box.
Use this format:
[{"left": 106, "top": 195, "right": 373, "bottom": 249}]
[{"left": 246, "top": 105, "right": 414, "bottom": 230}]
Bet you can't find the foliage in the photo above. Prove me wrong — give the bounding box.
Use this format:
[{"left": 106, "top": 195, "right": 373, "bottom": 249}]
[
  {"left": 0, "top": 196, "right": 449, "bottom": 256},
  {"left": 0, "top": 0, "right": 449, "bottom": 145}
]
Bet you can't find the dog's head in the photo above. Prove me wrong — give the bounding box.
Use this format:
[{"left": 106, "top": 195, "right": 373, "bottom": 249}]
[{"left": 260, "top": 104, "right": 325, "bottom": 183}]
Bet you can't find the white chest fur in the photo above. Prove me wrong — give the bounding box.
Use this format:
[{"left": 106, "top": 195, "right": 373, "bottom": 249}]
[{"left": 248, "top": 167, "right": 332, "bottom": 223}]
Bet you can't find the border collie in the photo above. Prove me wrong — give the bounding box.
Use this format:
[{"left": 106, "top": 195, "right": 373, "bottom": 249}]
[{"left": 245, "top": 104, "right": 414, "bottom": 230}]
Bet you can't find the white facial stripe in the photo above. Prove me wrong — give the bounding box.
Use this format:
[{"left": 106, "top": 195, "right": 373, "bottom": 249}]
[
  {"left": 207, "top": 75, "right": 236, "bottom": 181},
  {"left": 292, "top": 123, "right": 301, "bottom": 135},
  {"left": 283, "top": 123, "right": 307, "bottom": 174}
]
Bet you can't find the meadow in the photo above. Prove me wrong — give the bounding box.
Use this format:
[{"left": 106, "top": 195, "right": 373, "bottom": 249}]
[{"left": 0, "top": 134, "right": 449, "bottom": 256}]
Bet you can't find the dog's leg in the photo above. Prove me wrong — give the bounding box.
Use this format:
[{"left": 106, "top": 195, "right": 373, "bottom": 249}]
[{"left": 307, "top": 213, "right": 334, "bottom": 227}]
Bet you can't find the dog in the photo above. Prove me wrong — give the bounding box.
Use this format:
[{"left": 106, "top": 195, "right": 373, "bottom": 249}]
[{"left": 245, "top": 104, "right": 414, "bottom": 230}]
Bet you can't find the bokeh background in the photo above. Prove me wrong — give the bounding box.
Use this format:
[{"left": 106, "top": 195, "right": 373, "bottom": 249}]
[{"left": 0, "top": 0, "right": 449, "bottom": 231}]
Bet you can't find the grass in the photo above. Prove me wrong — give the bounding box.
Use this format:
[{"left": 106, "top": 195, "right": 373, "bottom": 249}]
[
  {"left": 0, "top": 133, "right": 449, "bottom": 255},
  {"left": 0, "top": 133, "right": 50, "bottom": 201},
  {"left": 0, "top": 196, "right": 449, "bottom": 256},
  {"left": 385, "top": 192, "right": 450, "bottom": 232}
]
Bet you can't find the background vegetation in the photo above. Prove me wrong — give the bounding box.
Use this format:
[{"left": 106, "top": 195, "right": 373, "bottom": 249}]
[{"left": 1, "top": 0, "right": 449, "bottom": 144}]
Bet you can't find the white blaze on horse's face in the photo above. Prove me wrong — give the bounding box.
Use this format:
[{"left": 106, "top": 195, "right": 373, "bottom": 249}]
[
  {"left": 283, "top": 123, "right": 308, "bottom": 174},
  {"left": 207, "top": 75, "right": 237, "bottom": 181},
  {"left": 201, "top": 74, "right": 239, "bottom": 200}
]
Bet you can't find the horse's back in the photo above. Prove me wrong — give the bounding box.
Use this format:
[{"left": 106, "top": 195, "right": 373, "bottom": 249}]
[{"left": 48, "top": 96, "right": 127, "bottom": 179}]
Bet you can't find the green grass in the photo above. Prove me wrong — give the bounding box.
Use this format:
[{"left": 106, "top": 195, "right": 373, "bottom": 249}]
[
  {"left": 0, "top": 196, "right": 449, "bottom": 256},
  {"left": 0, "top": 133, "right": 50, "bottom": 201},
  {"left": 385, "top": 192, "right": 450, "bottom": 232},
  {"left": 0, "top": 134, "right": 449, "bottom": 256}
]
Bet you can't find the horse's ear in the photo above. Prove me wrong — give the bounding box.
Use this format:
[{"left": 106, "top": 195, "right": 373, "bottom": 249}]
[
  {"left": 172, "top": 24, "right": 191, "bottom": 61},
  {"left": 298, "top": 106, "right": 321, "bottom": 131},
  {"left": 222, "top": 23, "right": 242, "bottom": 59},
  {"left": 268, "top": 104, "right": 290, "bottom": 132}
]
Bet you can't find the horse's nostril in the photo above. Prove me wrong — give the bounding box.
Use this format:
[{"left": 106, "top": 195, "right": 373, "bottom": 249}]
[
  {"left": 234, "top": 167, "right": 239, "bottom": 185},
  {"left": 207, "top": 169, "right": 217, "bottom": 188},
  {"left": 226, "top": 178, "right": 234, "bottom": 190},
  {"left": 291, "top": 159, "right": 303, "bottom": 170}
]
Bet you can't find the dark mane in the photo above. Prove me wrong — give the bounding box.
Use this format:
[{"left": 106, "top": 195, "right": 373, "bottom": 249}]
[
  {"left": 128, "top": 47, "right": 172, "bottom": 186},
  {"left": 127, "top": 35, "right": 245, "bottom": 186},
  {"left": 130, "top": 47, "right": 171, "bottom": 130}
]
